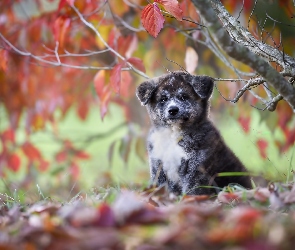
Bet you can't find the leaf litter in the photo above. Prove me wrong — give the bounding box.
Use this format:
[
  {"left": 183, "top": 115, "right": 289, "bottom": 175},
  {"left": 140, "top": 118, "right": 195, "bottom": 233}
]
[{"left": 2, "top": 183, "right": 295, "bottom": 249}]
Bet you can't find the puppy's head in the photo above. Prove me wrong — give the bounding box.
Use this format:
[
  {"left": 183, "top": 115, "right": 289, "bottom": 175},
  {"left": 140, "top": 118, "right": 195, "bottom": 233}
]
[{"left": 136, "top": 72, "right": 214, "bottom": 127}]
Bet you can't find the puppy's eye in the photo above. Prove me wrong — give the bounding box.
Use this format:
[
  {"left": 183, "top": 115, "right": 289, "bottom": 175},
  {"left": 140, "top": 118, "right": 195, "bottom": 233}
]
[
  {"left": 160, "top": 95, "right": 168, "bottom": 103},
  {"left": 179, "top": 94, "right": 189, "bottom": 101}
]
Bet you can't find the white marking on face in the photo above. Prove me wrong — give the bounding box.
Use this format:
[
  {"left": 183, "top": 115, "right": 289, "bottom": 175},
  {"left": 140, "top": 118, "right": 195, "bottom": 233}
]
[
  {"left": 167, "top": 100, "right": 177, "bottom": 108},
  {"left": 149, "top": 127, "right": 188, "bottom": 182}
]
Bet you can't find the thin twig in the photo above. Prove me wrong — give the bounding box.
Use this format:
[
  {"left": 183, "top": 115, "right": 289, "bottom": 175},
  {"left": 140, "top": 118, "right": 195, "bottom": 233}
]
[{"left": 71, "top": 4, "right": 149, "bottom": 79}]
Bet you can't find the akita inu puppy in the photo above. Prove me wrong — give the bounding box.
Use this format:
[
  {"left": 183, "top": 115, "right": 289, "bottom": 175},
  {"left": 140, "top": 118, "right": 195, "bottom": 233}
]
[{"left": 136, "top": 71, "right": 251, "bottom": 195}]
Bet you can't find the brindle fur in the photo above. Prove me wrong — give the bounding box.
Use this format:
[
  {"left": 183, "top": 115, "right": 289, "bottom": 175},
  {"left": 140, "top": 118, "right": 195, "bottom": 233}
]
[{"left": 136, "top": 71, "right": 251, "bottom": 195}]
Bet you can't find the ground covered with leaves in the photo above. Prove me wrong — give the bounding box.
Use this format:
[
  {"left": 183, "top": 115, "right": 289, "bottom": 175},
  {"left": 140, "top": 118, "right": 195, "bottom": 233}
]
[{"left": 1, "top": 183, "right": 295, "bottom": 250}]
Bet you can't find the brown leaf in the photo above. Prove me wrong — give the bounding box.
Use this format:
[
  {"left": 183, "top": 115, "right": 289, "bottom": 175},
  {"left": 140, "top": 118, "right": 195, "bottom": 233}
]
[
  {"left": 184, "top": 47, "right": 198, "bottom": 74},
  {"left": 181, "top": 194, "right": 210, "bottom": 203}
]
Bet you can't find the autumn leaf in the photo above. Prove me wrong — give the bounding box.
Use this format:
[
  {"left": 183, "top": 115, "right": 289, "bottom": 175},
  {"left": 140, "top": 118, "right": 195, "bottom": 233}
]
[
  {"left": 77, "top": 101, "right": 89, "bottom": 121},
  {"left": 55, "top": 150, "right": 67, "bottom": 163},
  {"left": 218, "top": 191, "right": 241, "bottom": 203},
  {"left": 94, "top": 70, "right": 106, "bottom": 98},
  {"left": 7, "top": 153, "right": 21, "bottom": 172},
  {"left": 127, "top": 57, "right": 146, "bottom": 73},
  {"left": 57, "top": 0, "right": 67, "bottom": 11},
  {"left": 100, "top": 88, "right": 111, "bottom": 120},
  {"left": 22, "top": 142, "right": 42, "bottom": 161},
  {"left": 141, "top": 3, "right": 165, "bottom": 38},
  {"left": 120, "top": 71, "right": 133, "bottom": 99},
  {"left": 238, "top": 115, "right": 251, "bottom": 133},
  {"left": 93, "top": 70, "right": 112, "bottom": 119},
  {"left": 110, "top": 64, "right": 122, "bottom": 94},
  {"left": 53, "top": 16, "right": 71, "bottom": 47},
  {"left": 256, "top": 139, "right": 268, "bottom": 159},
  {"left": 57, "top": 0, "right": 75, "bottom": 12},
  {"left": 117, "top": 35, "right": 138, "bottom": 58},
  {"left": 75, "top": 150, "right": 90, "bottom": 160},
  {"left": 0, "top": 49, "right": 8, "bottom": 71},
  {"left": 155, "top": 0, "right": 183, "bottom": 21},
  {"left": 184, "top": 46, "right": 198, "bottom": 74},
  {"left": 70, "top": 162, "right": 80, "bottom": 180},
  {"left": 1, "top": 128, "right": 15, "bottom": 143},
  {"left": 38, "top": 159, "right": 50, "bottom": 172},
  {"left": 95, "top": 203, "right": 116, "bottom": 227}
]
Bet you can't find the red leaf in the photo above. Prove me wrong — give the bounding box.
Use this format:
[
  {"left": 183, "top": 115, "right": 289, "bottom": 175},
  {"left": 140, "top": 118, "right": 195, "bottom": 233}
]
[
  {"left": 95, "top": 203, "right": 116, "bottom": 227},
  {"left": 155, "top": 0, "right": 183, "bottom": 21},
  {"left": 238, "top": 115, "right": 251, "bottom": 133},
  {"left": 94, "top": 70, "right": 106, "bottom": 98},
  {"left": 120, "top": 71, "right": 133, "bottom": 98},
  {"left": 57, "top": 0, "right": 67, "bottom": 11},
  {"left": 100, "top": 88, "right": 111, "bottom": 120},
  {"left": 77, "top": 101, "right": 89, "bottom": 120},
  {"left": 218, "top": 192, "right": 241, "bottom": 203},
  {"left": 110, "top": 64, "right": 122, "bottom": 94},
  {"left": 118, "top": 35, "right": 138, "bottom": 58},
  {"left": 126, "top": 207, "right": 165, "bottom": 224},
  {"left": 56, "top": 150, "right": 67, "bottom": 163},
  {"left": 256, "top": 139, "right": 268, "bottom": 159},
  {"left": 94, "top": 70, "right": 111, "bottom": 119},
  {"left": 22, "top": 142, "right": 41, "bottom": 161},
  {"left": 141, "top": 3, "right": 165, "bottom": 38},
  {"left": 7, "top": 153, "right": 21, "bottom": 172},
  {"left": 277, "top": 103, "right": 293, "bottom": 130},
  {"left": 53, "top": 16, "right": 71, "bottom": 47},
  {"left": 75, "top": 150, "right": 90, "bottom": 160},
  {"left": 38, "top": 159, "right": 49, "bottom": 172},
  {"left": 1, "top": 129, "right": 15, "bottom": 143},
  {"left": 127, "top": 57, "right": 146, "bottom": 73},
  {"left": 0, "top": 49, "right": 8, "bottom": 72},
  {"left": 57, "top": 0, "right": 74, "bottom": 11},
  {"left": 280, "top": 128, "right": 295, "bottom": 152},
  {"left": 70, "top": 162, "right": 80, "bottom": 180}
]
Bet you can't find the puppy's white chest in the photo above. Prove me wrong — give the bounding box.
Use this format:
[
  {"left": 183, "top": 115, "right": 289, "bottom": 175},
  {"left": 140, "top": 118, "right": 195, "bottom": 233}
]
[{"left": 149, "top": 127, "right": 187, "bottom": 182}]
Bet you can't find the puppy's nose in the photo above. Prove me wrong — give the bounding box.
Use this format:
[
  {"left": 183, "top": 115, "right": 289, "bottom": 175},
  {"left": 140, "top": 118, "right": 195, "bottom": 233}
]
[{"left": 168, "top": 106, "right": 179, "bottom": 116}]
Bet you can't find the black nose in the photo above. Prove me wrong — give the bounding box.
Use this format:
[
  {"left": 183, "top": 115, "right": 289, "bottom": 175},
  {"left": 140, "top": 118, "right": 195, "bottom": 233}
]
[{"left": 168, "top": 106, "right": 179, "bottom": 116}]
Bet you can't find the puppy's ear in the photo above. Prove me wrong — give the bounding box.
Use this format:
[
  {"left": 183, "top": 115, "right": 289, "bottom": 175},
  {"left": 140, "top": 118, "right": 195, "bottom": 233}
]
[
  {"left": 136, "top": 79, "right": 158, "bottom": 105},
  {"left": 190, "top": 76, "right": 214, "bottom": 100}
]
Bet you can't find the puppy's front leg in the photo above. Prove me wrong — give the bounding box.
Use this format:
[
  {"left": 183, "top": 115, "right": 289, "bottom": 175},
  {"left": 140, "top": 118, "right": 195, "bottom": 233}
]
[
  {"left": 179, "top": 158, "right": 189, "bottom": 176},
  {"left": 180, "top": 164, "right": 213, "bottom": 195},
  {"left": 150, "top": 159, "right": 166, "bottom": 186}
]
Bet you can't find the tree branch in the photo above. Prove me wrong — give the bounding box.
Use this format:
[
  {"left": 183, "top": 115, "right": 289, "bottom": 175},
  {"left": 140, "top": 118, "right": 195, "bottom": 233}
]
[{"left": 191, "top": 0, "right": 295, "bottom": 112}]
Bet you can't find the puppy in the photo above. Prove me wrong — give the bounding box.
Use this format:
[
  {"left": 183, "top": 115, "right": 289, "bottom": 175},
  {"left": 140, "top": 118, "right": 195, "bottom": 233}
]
[{"left": 136, "top": 71, "right": 251, "bottom": 195}]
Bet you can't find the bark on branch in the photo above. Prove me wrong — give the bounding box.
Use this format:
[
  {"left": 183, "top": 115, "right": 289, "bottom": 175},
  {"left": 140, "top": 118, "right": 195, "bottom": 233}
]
[{"left": 191, "top": 0, "right": 295, "bottom": 112}]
